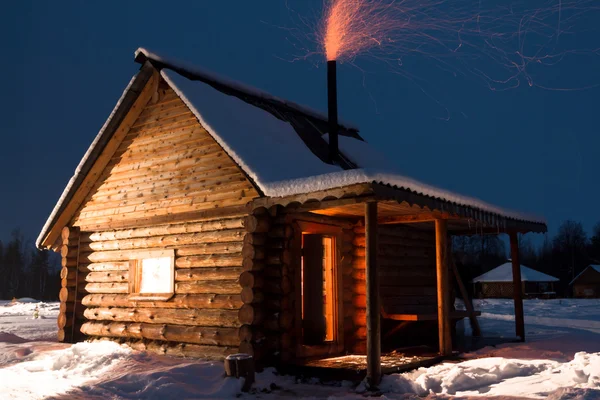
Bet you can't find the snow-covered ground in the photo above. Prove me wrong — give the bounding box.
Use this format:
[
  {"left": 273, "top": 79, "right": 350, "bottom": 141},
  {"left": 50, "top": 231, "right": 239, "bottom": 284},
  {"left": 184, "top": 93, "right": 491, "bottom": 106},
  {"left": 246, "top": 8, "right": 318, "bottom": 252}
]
[{"left": 1, "top": 299, "right": 599, "bottom": 399}]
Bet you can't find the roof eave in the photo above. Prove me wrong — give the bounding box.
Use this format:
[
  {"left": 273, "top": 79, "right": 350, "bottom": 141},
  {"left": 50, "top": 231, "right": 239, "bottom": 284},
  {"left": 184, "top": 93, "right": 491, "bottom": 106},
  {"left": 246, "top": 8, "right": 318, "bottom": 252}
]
[{"left": 36, "top": 61, "right": 157, "bottom": 249}]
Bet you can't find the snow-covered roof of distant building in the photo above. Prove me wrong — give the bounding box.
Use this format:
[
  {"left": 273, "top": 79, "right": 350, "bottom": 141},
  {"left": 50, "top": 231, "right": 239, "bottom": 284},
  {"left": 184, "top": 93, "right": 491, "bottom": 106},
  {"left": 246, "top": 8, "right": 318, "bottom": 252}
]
[
  {"left": 472, "top": 263, "right": 559, "bottom": 283},
  {"left": 569, "top": 265, "right": 600, "bottom": 285},
  {"left": 36, "top": 47, "right": 547, "bottom": 248}
]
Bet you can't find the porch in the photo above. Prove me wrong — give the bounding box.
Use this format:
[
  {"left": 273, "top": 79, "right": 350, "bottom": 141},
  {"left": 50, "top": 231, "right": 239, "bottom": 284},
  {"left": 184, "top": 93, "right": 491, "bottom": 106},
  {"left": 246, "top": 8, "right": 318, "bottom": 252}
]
[{"left": 253, "top": 182, "right": 545, "bottom": 387}]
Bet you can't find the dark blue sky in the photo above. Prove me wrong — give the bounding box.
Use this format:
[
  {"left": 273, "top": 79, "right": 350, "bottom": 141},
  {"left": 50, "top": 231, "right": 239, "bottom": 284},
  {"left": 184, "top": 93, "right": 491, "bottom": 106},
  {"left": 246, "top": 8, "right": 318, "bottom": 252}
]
[{"left": 1, "top": 1, "right": 599, "bottom": 246}]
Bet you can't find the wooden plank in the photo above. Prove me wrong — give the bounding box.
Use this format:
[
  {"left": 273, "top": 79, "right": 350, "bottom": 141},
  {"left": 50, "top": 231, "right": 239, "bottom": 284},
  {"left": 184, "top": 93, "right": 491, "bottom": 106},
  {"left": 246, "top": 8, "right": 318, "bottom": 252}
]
[
  {"left": 381, "top": 310, "right": 480, "bottom": 321},
  {"left": 379, "top": 212, "right": 461, "bottom": 224},
  {"left": 76, "top": 204, "right": 250, "bottom": 233},
  {"left": 450, "top": 253, "right": 481, "bottom": 337},
  {"left": 509, "top": 232, "right": 525, "bottom": 341},
  {"left": 365, "top": 201, "right": 381, "bottom": 388},
  {"left": 435, "top": 219, "right": 451, "bottom": 356}
]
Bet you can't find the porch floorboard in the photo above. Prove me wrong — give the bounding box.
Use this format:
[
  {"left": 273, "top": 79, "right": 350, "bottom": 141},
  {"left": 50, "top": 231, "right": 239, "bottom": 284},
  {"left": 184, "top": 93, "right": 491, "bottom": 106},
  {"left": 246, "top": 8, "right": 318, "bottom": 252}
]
[{"left": 282, "top": 337, "right": 520, "bottom": 382}]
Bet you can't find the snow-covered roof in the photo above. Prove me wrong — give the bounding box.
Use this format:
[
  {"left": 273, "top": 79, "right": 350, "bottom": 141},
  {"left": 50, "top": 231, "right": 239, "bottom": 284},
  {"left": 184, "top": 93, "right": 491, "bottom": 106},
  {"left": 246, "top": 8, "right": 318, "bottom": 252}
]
[
  {"left": 37, "top": 48, "right": 546, "bottom": 248},
  {"left": 569, "top": 265, "right": 600, "bottom": 285},
  {"left": 472, "top": 263, "right": 559, "bottom": 283},
  {"left": 155, "top": 48, "right": 544, "bottom": 224}
]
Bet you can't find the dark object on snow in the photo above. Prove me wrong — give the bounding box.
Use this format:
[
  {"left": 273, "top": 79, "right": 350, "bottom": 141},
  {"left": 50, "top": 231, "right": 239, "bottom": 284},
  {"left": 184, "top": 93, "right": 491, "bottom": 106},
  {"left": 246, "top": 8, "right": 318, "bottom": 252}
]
[{"left": 225, "top": 353, "right": 255, "bottom": 392}]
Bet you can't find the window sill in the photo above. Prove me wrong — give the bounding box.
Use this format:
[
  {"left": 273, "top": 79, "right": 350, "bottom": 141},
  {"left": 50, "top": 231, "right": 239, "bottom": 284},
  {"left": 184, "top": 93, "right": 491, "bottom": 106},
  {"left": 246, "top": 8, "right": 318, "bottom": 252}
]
[{"left": 128, "top": 293, "right": 174, "bottom": 301}]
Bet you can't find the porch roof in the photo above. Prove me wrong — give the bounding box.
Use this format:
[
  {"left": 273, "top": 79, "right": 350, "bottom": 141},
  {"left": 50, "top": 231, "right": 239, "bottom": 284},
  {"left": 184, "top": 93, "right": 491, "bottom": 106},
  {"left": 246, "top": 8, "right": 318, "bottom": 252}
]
[{"left": 252, "top": 182, "right": 547, "bottom": 234}]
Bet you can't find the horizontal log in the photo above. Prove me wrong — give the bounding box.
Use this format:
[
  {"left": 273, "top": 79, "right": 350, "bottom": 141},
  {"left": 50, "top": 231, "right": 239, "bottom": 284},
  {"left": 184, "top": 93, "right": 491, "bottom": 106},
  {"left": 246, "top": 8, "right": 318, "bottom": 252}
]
[
  {"left": 353, "top": 235, "right": 434, "bottom": 248},
  {"left": 175, "top": 267, "right": 242, "bottom": 282},
  {"left": 383, "top": 296, "right": 437, "bottom": 306},
  {"left": 84, "top": 307, "right": 241, "bottom": 327},
  {"left": 243, "top": 233, "right": 266, "bottom": 246},
  {"left": 99, "top": 148, "right": 233, "bottom": 187},
  {"left": 351, "top": 269, "right": 435, "bottom": 281},
  {"left": 61, "top": 227, "right": 80, "bottom": 246},
  {"left": 289, "top": 213, "right": 356, "bottom": 229},
  {"left": 60, "top": 267, "right": 77, "bottom": 280},
  {"left": 61, "top": 245, "right": 78, "bottom": 259},
  {"left": 352, "top": 258, "right": 434, "bottom": 271},
  {"left": 352, "top": 255, "right": 431, "bottom": 269},
  {"left": 84, "top": 271, "right": 126, "bottom": 284},
  {"left": 82, "top": 282, "right": 129, "bottom": 294},
  {"left": 61, "top": 278, "right": 77, "bottom": 288},
  {"left": 238, "top": 304, "right": 264, "bottom": 325},
  {"left": 352, "top": 308, "right": 366, "bottom": 327},
  {"left": 238, "top": 325, "right": 265, "bottom": 342},
  {"left": 77, "top": 189, "right": 253, "bottom": 221},
  {"left": 354, "top": 225, "right": 433, "bottom": 239},
  {"left": 57, "top": 328, "right": 66, "bottom": 342},
  {"left": 175, "top": 280, "right": 240, "bottom": 295},
  {"left": 80, "top": 321, "right": 240, "bottom": 347},
  {"left": 263, "top": 266, "right": 282, "bottom": 279},
  {"left": 78, "top": 262, "right": 130, "bottom": 272},
  {"left": 260, "top": 277, "right": 291, "bottom": 296},
  {"left": 241, "top": 288, "right": 264, "bottom": 304},
  {"left": 57, "top": 312, "right": 73, "bottom": 329},
  {"left": 379, "top": 286, "right": 437, "bottom": 297},
  {"left": 175, "top": 242, "right": 243, "bottom": 256},
  {"left": 96, "top": 338, "right": 238, "bottom": 360},
  {"left": 82, "top": 293, "right": 242, "bottom": 309},
  {"left": 86, "top": 218, "right": 246, "bottom": 242},
  {"left": 62, "top": 257, "right": 77, "bottom": 268},
  {"left": 59, "top": 301, "right": 79, "bottom": 314},
  {"left": 352, "top": 246, "right": 435, "bottom": 258},
  {"left": 82, "top": 230, "right": 245, "bottom": 257},
  {"left": 239, "top": 271, "right": 264, "bottom": 289},
  {"left": 245, "top": 215, "right": 270, "bottom": 233},
  {"left": 241, "top": 244, "right": 265, "bottom": 260},
  {"left": 59, "top": 287, "right": 76, "bottom": 303},
  {"left": 175, "top": 254, "right": 243, "bottom": 268},
  {"left": 75, "top": 204, "right": 250, "bottom": 233},
  {"left": 81, "top": 181, "right": 252, "bottom": 219},
  {"left": 242, "top": 258, "right": 264, "bottom": 272},
  {"left": 268, "top": 225, "right": 293, "bottom": 239}
]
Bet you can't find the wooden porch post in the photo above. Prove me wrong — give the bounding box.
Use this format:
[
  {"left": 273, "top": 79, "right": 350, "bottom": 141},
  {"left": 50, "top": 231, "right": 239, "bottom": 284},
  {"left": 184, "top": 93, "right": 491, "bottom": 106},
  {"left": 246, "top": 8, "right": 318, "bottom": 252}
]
[
  {"left": 435, "top": 219, "right": 451, "bottom": 356},
  {"left": 509, "top": 232, "right": 525, "bottom": 341},
  {"left": 365, "top": 201, "right": 381, "bottom": 388}
]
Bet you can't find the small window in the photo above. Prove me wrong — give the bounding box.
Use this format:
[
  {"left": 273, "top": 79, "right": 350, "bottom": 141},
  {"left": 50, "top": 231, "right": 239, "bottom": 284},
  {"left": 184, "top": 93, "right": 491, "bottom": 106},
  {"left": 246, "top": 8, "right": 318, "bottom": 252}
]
[{"left": 128, "top": 249, "right": 175, "bottom": 301}]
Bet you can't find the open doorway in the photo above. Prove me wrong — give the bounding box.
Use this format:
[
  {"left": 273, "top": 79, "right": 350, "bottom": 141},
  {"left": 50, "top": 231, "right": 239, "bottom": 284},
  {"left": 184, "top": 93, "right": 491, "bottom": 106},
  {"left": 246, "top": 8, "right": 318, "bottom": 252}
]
[
  {"left": 302, "top": 234, "right": 336, "bottom": 345},
  {"left": 295, "top": 221, "right": 344, "bottom": 357}
]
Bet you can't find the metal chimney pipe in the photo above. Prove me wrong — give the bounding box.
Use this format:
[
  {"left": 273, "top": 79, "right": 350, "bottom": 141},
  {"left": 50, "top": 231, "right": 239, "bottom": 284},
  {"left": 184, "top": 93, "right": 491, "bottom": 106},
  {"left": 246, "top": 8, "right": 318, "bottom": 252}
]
[{"left": 327, "top": 60, "right": 339, "bottom": 164}]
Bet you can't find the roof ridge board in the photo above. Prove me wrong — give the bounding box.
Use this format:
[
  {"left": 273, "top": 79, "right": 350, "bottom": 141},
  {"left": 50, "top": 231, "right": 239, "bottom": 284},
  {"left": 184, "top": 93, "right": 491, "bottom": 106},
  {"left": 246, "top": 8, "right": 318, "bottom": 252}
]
[{"left": 134, "top": 48, "right": 361, "bottom": 135}]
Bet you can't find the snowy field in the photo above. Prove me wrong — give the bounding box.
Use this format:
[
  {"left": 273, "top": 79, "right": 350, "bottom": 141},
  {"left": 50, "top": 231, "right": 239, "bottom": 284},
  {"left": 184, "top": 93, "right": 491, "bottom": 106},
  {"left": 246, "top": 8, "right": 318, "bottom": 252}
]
[{"left": 1, "top": 299, "right": 599, "bottom": 399}]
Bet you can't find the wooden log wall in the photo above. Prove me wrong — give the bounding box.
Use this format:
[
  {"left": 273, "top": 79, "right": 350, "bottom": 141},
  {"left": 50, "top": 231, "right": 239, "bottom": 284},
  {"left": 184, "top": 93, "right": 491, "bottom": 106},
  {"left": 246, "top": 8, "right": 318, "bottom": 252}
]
[
  {"left": 238, "top": 207, "right": 293, "bottom": 365},
  {"left": 77, "top": 216, "right": 249, "bottom": 360},
  {"left": 352, "top": 224, "right": 436, "bottom": 352},
  {"left": 70, "top": 82, "right": 259, "bottom": 232},
  {"left": 58, "top": 226, "right": 87, "bottom": 342}
]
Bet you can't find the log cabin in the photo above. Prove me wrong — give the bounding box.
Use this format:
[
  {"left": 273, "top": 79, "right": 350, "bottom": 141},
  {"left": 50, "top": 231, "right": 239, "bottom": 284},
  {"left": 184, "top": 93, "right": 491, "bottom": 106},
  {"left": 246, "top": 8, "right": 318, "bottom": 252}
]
[
  {"left": 570, "top": 265, "right": 600, "bottom": 298},
  {"left": 472, "top": 262, "right": 559, "bottom": 299},
  {"left": 37, "top": 48, "right": 547, "bottom": 385}
]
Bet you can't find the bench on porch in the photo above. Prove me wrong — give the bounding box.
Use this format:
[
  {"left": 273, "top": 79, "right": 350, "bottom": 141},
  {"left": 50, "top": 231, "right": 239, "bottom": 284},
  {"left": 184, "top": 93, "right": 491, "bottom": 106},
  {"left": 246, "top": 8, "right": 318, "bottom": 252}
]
[
  {"left": 380, "top": 302, "right": 481, "bottom": 341},
  {"left": 381, "top": 307, "right": 481, "bottom": 322}
]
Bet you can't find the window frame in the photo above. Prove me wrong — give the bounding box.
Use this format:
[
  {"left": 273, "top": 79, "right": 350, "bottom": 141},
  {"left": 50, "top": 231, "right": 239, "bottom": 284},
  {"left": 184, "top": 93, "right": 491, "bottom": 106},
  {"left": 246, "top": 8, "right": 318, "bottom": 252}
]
[{"left": 127, "top": 249, "right": 175, "bottom": 301}]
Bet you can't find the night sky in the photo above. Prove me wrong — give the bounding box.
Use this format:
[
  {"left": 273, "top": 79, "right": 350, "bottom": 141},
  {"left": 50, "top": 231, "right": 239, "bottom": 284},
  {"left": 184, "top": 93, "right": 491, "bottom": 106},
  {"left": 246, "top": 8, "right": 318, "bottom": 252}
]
[{"left": 1, "top": 1, "right": 599, "bottom": 246}]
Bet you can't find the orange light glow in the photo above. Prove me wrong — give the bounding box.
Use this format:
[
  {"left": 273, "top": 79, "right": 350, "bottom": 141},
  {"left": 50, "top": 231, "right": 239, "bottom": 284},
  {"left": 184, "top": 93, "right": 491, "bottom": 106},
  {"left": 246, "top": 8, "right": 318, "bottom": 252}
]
[{"left": 322, "top": 0, "right": 397, "bottom": 61}]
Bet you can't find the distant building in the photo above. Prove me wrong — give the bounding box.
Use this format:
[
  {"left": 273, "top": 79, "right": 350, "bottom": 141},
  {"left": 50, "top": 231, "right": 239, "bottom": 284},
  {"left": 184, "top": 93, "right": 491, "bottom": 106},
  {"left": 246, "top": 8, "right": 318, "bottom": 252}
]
[
  {"left": 472, "top": 262, "right": 559, "bottom": 299},
  {"left": 570, "top": 265, "right": 600, "bottom": 298}
]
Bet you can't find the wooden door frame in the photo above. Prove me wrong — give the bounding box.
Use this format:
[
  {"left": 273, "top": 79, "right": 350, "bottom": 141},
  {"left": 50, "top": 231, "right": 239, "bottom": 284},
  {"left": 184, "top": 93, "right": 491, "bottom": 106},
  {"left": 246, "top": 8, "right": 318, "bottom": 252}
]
[{"left": 291, "top": 219, "right": 345, "bottom": 358}]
